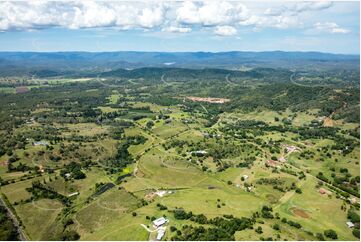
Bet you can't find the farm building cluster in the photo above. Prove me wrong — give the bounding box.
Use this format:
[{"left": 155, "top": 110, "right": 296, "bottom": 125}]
[{"left": 153, "top": 217, "right": 169, "bottom": 240}]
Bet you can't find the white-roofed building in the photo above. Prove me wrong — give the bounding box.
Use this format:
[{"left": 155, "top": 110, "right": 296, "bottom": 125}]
[
  {"left": 156, "top": 226, "right": 166, "bottom": 240},
  {"left": 68, "top": 192, "right": 79, "bottom": 197},
  {"left": 346, "top": 221, "right": 355, "bottom": 228},
  {"left": 153, "top": 217, "right": 169, "bottom": 228}
]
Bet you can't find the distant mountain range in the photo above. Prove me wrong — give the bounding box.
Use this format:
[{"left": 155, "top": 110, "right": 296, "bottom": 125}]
[{"left": 0, "top": 51, "right": 359, "bottom": 76}]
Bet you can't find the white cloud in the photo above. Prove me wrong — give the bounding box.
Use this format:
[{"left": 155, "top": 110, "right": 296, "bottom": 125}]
[
  {"left": 176, "top": 1, "right": 249, "bottom": 27},
  {"left": 214, "top": 25, "right": 237, "bottom": 36},
  {"left": 0, "top": 0, "right": 347, "bottom": 38},
  {"left": 263, "top": 8, "right": 284, "bottom": 16},
  {"left": 262, "top": 1, "right": 333, "bottom": 19},
  {"left": 292, "top": 1, "right": 333, "bottom": 13},
  {"left": 163, "top": 26, "right": 192, "bottom": 33},
  {"left": 314, "top": 22, "right": 350, "bottom": 34},
  {"left": 239, "top": 14, "right": 301, "bottom": 30},
  {"left": 0, "top": 1, "right": 167, "bottom": 31}
]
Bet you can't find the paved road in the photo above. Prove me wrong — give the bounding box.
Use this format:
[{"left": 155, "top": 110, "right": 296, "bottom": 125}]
[
  {"left": 290, "top": 72, "right": 328, "bottom": 87},
  {"left": 0, "top": 196, "right": 28, "bottom": 240},
  {"left": 161, "top": 74, "right": 168, "bottom": 85},
  {"left": 225, "top": 74, "right": 234, "bottom": 85}
]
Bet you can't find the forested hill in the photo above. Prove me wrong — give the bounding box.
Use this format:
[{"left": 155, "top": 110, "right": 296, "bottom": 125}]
[
  {"left": 3, "top": 66, "right": 293, "bottom": 83},
  {"left": 99, "top": 67, "right": 291, "bottom": 81},
  {"left": 0, "top": 51, "right": 358, "bottom": 76}
]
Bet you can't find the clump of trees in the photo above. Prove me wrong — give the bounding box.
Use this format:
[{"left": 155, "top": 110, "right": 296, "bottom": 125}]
[
  {"left": 60, "top": 162, "right": 86, "bottom": 180},
  {"left": 0, "top": 206, "right": 19, "bottom": 240},
  {"left": 171, "top": 208, "right": 254, "bottom": 240},
  {"left": 26, "top": 181, "right": 71, "bottom": 206}
]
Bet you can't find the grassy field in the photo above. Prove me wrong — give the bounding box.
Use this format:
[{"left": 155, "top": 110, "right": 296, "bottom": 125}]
[
  {"left": 0, "top": 75, "right": 359, "bottom": 241},
  {"left": 16, "top": 199, "right": 63, "bottom": 240},
  {"left": 274, "top": 176, "right": 355, "bottom": 241}
]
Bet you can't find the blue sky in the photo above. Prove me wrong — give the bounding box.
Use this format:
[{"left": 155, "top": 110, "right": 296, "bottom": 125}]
[{"left": 0, "top": 1, "right": 359, "bottom": 54}]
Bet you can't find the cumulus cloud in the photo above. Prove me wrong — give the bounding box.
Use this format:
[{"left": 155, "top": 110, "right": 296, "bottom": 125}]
[
  {"left": 314, "top": 22, "right": 350, "bottom": 34},
  {"left": 0, "top": 1, "right": 167, "bottom": 31},
  {"left": 176, "top": 1, "right": 249, "bottom": 27},
  {"left": 214, "top": 25, "right": 237, "bottom": 36},
  {"left": 0, "top": 0, "right": 342, "bottom": 37}
]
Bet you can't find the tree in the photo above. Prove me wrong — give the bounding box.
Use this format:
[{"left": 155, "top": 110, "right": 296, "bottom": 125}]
[
  {"left": 60, "top": 230, "right": 80, "bottom": 241},
  {"left": 352, "top": 229, "right": 360, "bottom": 239},
  {"left": 316, "top": 233, "right": 325, "bottom": 241},
  {"left": 347, "top": 210, "right": 360, "bottom": 223},
  {"left": 324, "top": 229, "right": 338, "bottom": 240},
  {"left": 132, "top": 212, "right": 137, "bottom": 217},
  {"left": 146, "top": 121, "right": 154, "bottom": 129},
  {"left": 255, "top": 226, "right": 263, "bottom": 234},
  {"left": 272, "top": 224, "right": 280, "bottom": 231}
]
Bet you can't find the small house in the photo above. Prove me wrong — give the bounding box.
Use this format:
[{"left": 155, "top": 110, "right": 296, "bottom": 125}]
[
  {"left": 191, "top": 150, "right": 207, "bottom": 155},
  {"left": 33, "top": 141, "right": 49, "bottom": 146},
  {"left": 319, "top": 188, "right": 326, "bottom": 194},
  {"left": 346, "top": 221, "right": 354, "bottom": 228},
  {"left": 266, "top": 160, "right": 277, "bottom": 168}
]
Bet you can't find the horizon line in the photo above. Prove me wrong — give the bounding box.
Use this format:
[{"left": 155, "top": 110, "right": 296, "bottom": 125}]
[{"left": 0, "top": 50, "right": 359, "bottom": 56}]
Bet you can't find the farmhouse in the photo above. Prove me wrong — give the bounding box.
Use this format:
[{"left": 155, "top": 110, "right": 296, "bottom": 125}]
[
  {"left": 346, "top": 221, "right": 355, "bottom": 228},
  {"left": 33, "top": 141, "right": 49, "bottom": 146},
  {"left": 284, "top": 145, "right": 301, "bottom": 153},
  {"left": 319, "top": 188, "right": 326, "bottom": 194},
  {"left": 186, "top": 96, "right": 230, "bottom": 104},
  {"left": 265, "top": 160, "right": 278, "bottom": 168},
  {"left": 319, "top": 188, "right": 332, "bottom": 195},
  {"left": 155, "top": 190, "right": 167, "bottom": 197},
  {"left": 202, "top": 132, "right": 210, "bottom": 138},
  {"left": 153, "top": 217, "right": 169, "bottom": 228},
  {"left": 190, "top": 150, "right": 207, "bottom": 155},
  {"left": 279, "top": 156, "right": 286, "bottom": 162}
]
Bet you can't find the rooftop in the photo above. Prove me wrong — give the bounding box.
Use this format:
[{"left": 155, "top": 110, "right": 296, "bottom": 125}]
[{"left": 153, "top": 217, "right": 169, "bottom": 227}]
